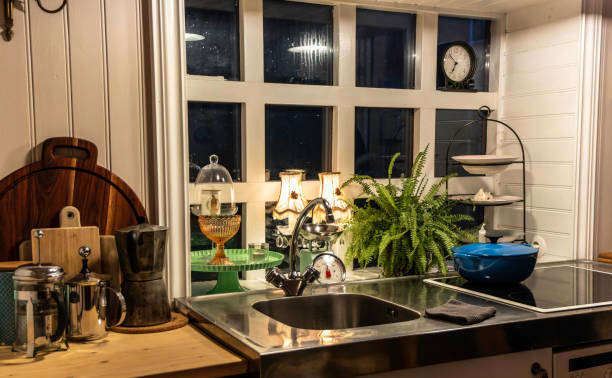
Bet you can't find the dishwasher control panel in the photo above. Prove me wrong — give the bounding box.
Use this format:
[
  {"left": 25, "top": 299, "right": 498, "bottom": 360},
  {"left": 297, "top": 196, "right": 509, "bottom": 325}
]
[{"left": 554, "top": 342, "right": 612, "bottom": 378}]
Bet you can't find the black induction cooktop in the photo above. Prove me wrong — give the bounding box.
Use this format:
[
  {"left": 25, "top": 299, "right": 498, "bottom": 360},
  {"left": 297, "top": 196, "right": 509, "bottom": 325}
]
[{"left": 425, "top": 265, "right": 612, "bottom": 312}]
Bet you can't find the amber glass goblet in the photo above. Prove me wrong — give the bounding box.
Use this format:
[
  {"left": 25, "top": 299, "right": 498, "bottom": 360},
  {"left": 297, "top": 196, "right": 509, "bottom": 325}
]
[{"left": 198, "top": 214, "right": 241, "bottom": 266}]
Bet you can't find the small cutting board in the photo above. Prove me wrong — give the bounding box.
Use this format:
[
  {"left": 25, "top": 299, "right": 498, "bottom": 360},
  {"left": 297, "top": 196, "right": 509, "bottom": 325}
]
[{"left": 30, "top": 208, "right": 101, "bottom": 280}]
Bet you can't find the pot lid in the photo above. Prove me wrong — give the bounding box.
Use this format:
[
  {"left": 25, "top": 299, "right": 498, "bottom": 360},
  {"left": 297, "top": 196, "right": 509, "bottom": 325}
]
[
  {"left": 13, "top": 263, "right": 65, "bottom": 280},
  {"left": 451, "top": 243, "right": 538, "bottom": 257}
]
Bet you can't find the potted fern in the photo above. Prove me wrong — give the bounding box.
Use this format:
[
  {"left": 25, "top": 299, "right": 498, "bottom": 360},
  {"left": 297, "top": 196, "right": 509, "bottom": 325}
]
[{"left": 342, "top": 146, "right": 474, "bottom": 277}]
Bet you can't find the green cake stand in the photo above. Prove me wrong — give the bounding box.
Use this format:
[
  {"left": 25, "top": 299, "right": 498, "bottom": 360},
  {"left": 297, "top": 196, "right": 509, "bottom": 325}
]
[{"left": 191, "top": 249, "right": 284, "bottom": 294}]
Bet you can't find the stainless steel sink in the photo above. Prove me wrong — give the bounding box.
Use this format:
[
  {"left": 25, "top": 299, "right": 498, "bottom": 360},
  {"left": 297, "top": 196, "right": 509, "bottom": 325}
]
[{"left": 252, "top": 293, "right": 420, "bottom": 330}]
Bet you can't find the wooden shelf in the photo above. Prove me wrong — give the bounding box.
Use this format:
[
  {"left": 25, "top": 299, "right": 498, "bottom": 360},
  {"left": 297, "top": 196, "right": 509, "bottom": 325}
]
[{"left": 0, "top": 325, "right": 248, "bottom": 377}]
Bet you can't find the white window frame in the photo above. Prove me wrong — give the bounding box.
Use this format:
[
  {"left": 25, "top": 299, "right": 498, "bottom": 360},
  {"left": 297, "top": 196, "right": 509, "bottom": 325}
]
[{"left": 152, "top": 0, "right": 503, "bottom": 299}]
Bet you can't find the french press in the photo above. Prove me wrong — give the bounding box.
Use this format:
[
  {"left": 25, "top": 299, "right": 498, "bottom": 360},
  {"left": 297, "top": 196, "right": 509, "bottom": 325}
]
[
  {"left": 13, "top": 230, "right": 68, "bottom": 357},
  {"left": 66, "top": 246, "right": 126, "bottom": 341}
]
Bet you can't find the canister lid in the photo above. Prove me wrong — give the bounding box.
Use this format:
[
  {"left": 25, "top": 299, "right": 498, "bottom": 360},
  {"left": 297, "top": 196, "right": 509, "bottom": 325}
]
[{"left": 13, "top": 263, "right": 65, "bottom": 280}]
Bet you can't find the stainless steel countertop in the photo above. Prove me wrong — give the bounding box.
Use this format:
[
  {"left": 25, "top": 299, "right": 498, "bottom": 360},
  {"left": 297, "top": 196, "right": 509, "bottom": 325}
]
[{"left": 176, "top": 260, "right": 612, "bottom": 377}]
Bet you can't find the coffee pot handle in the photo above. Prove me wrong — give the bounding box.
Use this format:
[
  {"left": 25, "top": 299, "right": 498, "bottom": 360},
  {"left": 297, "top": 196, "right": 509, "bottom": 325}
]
[
  {"left": 49, "top": 290, "right": 67, "bottom": 342},
  {"left": 100, "top": 282, "right": 126, "bottom": 327}
]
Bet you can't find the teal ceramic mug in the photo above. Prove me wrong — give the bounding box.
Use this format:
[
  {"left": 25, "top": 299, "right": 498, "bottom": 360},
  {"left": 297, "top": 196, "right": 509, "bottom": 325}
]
[{"left": 0, "top": 271, "right": 15, "bottom": 346}]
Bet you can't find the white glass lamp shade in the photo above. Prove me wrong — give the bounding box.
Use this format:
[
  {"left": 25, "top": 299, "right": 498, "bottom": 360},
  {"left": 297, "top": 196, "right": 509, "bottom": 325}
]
[
  {"left": 314, "top": 172, "right": 352, "bottom": 224},
  {"left": 193, "top": 155, "right": 237, "bottom": 216},
  {"left": 273, "top": 171, "right": 308, "bottom": 232}
]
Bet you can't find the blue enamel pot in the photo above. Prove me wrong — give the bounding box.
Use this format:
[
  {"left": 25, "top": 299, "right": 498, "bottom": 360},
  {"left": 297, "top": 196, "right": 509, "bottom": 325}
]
[{"left": 452, "top": 243, "right": 539, "bottom": 285}]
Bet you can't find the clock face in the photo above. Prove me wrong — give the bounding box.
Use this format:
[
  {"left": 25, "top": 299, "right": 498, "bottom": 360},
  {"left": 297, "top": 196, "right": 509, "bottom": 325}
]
[{"left": 442, "top": 44, "right": 474, "bottom": 83}]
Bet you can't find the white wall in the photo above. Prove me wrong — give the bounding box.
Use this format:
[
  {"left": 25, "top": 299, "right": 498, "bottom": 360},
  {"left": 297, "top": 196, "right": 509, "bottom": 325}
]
[
  {"left": 0, "top": 0, "right": 150, "bottom": 212},
  {"left": 496, "top": 0, "right": 583, "bottom": 261}
]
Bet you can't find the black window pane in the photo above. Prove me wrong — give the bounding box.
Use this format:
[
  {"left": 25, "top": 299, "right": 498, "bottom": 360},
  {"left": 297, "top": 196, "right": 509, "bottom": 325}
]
[
  {"left": 185, "top": 0, "right": 239, "bottom": 80},
  {"left": 355, "top": 107, "right": 414, "bottom": 178},
  {"left": 263, "top": 0, "right": 333, "bottom": 85},
  {"left": 188, "top": 102, "right": 242, "bottom": 182},
  {"left": 435, "top": 109, "right": 486, "bottom": 177},
  {"left": 265, "top": 105, "right": 332, "bottom": 181},
  {"left": 437, "top": 16, "right": 491, "bottom": 91},
  {"left": 356, "top": 9, "right": 416, "bottom": 89}
]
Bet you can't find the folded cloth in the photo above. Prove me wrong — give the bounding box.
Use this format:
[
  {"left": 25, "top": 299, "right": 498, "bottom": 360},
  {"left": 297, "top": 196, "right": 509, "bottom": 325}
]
[{"left": 425, "top": 299, "right": 496, "bottom": 325}]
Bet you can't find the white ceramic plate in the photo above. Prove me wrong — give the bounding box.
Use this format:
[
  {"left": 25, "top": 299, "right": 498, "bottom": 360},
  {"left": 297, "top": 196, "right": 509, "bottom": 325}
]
[
  {"left": 449, "top": 194, "right": 523, "bottom": 206},
  {"left": 452, "top": 155, "right": 519, "bottom": 165}
]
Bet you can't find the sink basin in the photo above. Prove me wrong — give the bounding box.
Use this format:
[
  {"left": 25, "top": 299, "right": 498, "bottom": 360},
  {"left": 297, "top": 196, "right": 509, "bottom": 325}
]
[{"left": 252, "top": 293, "right": 420, "bottom": 330}]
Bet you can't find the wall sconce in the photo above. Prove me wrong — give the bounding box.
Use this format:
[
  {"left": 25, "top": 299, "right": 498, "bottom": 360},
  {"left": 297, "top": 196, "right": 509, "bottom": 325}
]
[
  {"left": 273, "top": 170, "right": 307, "bottom": 234},
  {"left": 314, "top": 172, "right": 352, "bottom": 224}
]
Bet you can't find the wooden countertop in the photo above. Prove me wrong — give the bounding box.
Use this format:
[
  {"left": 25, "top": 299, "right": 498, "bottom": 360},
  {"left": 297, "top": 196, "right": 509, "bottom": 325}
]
[{"left": 0, "top": 325, "right": 248, "bottom": 377}]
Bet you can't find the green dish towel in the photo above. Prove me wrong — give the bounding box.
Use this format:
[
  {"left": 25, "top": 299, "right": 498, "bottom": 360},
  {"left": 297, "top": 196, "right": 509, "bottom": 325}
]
[{"left": 425, "top": 299, "right": 496, "bottom": 325}]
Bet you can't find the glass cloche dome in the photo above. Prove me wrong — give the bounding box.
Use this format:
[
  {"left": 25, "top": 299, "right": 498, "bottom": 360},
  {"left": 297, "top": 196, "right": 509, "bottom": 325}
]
[{"left": 193, "top": 155, "right": 237, "bottom": 216}]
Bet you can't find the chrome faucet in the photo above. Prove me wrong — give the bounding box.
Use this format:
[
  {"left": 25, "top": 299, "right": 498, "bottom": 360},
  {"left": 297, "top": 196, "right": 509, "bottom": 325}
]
[{"left": 266, "top": 197, "right": 335, "bottom": 296}]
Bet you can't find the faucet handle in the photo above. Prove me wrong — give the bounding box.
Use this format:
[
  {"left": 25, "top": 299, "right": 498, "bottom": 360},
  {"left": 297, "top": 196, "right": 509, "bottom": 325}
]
[
  {"left": 266, "top": 267, "right": 286, "bottom": 288},
  {"left": 302, "top": 265, "right": 320, "bottom": 284}
]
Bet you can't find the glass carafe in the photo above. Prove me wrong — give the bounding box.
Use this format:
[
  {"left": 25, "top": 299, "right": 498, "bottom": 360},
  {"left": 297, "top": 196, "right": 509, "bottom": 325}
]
[{"left": 13, "top": 264, "right": 67, "bottom": 357}]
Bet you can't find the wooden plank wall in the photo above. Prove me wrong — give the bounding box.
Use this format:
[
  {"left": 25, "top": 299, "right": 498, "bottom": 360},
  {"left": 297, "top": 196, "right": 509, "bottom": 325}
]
[
  {"left": 0, "top": 0, "right": 148, "bottom": 210},
  {"left": 496, "top": 0, "right": 582, "bottom": 261}
]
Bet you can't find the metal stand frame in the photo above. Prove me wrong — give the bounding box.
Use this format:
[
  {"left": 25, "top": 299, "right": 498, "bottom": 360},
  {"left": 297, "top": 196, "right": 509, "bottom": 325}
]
[{"left": 444, "top": 105, "right": 527, "bottom": 241}]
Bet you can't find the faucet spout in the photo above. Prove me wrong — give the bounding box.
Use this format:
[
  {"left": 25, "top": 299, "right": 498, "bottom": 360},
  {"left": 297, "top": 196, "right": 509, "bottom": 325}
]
[
  {"left": 289, "top": 198, "right": 335, "bottom": 275},
  {"left": 266, "top": 197, "right": 333, "bottom": 296}
]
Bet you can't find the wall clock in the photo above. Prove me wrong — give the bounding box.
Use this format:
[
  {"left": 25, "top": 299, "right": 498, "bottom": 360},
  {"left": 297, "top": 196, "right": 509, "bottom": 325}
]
[{"left": 438, "top": 41, "right": 477, "bottom": 91}]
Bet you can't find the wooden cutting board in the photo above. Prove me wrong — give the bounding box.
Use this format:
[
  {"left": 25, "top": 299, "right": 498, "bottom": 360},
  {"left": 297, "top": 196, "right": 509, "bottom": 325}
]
[
  {"left": 30, "top": 208, "right": 101, "bottom": 280},
  {"left": 0, "top": 137, "right": 147, "bottom": 261},
  {"left": 21, "top": 206, "right": 120, "bottom": 287}
]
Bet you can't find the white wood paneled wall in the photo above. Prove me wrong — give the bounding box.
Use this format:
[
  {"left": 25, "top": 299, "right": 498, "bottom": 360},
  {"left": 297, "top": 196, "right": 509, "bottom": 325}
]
[
  {"left": 0, "top": 0, "right": 148, "bottom": 209},
  {"left": 496, "top": 0, "right": 583, "bottom": 261}
]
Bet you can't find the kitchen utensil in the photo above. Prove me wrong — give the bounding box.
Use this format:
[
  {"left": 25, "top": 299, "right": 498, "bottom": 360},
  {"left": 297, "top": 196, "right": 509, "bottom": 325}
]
[
  {"left": 20, "top": 207, "right": 122, "bottom": 290},
  {"left": 311, "top": 253, "right": 346, "bottom": 283},
  {"left": 0, "top": 137, "right": 147, "bottom": 261},
  {"left": 13, "top": 231, "right": 67, "bottom": 357},
  {"left": 31, "top": 223, "right": 101, "bottom": 280},
  {"left": 114, "top": 223, "right": 171, "bottom": 327},
  {"left": 66, "top": 246, "right": 125, "bottom": 341},
  {"left": 451, "top": 242, "right": 538, "bottom": 284},
  {"left": 0, "top": 261, "right": 31, "bottom": 346}
]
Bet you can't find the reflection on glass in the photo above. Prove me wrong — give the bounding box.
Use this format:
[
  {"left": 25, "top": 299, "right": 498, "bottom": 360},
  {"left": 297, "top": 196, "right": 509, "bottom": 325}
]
[
  {"left": 263, "top": 0, "right": 333, "bottom": 85},
  {"left": 188, "top": 102, "right": 241, "bottom": 182},
  {"left": 434, "top": 109, "right": 485, "bottom": 177},
  {"left": 265, "top": 105, "right": 332, "bottom": 181},
  {"left": 185, "top": 0, "right": 239, "bottom": 80},
  {"left": 437, "top": 16, "right": 491, "bottom": 91},
  {"left": 355, "top": 107, "right": 413, "bottom": 178},
  {"left": 356, "top": 8, "right": 416, "bottom": 89}
]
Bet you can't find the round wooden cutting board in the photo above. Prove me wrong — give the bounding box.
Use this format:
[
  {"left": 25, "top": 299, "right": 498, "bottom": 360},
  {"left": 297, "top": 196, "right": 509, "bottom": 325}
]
[{"left": 0, "top": 137, "right": 147, "bottom": 261}]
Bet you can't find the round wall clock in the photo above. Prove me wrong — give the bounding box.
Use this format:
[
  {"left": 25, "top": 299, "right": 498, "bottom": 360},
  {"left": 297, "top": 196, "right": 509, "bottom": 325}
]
[{"left": 440, "top": 41, "right": 477, "bottom": 87}]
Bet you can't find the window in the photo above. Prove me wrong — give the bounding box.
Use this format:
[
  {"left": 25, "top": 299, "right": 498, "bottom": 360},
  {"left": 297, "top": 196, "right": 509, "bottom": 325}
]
[
  {"left": 434, "top": 109, "right": 486, "bottom": 177},
  {"left": 185, "top": 0, "right": 239, "bottom": 80},
  {"left": 265, "top": 105, "right": 333, "bottom": 181},
  {"left": 188, "top": 102, "right": 242, "bottom": 182},
  {"left": 355, "top": 107, "right": 414, "bottom": 178},
  {"left": 356, "top": 9, "right": 416, "bottom": 89},
  {"left": 437, "top": 16, "right": 491, "bottom": 91},
  {"left": 177, "top": 3, "right": 499, "bottom": 294},
  {"left": 263, "top": 0, "right": 334, "bottom": 85}
]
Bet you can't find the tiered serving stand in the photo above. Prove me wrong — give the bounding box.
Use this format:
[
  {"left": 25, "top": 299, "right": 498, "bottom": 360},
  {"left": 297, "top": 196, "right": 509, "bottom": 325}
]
[{"left": 444, "top": 105, "right": 527, "bottom": 242}]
